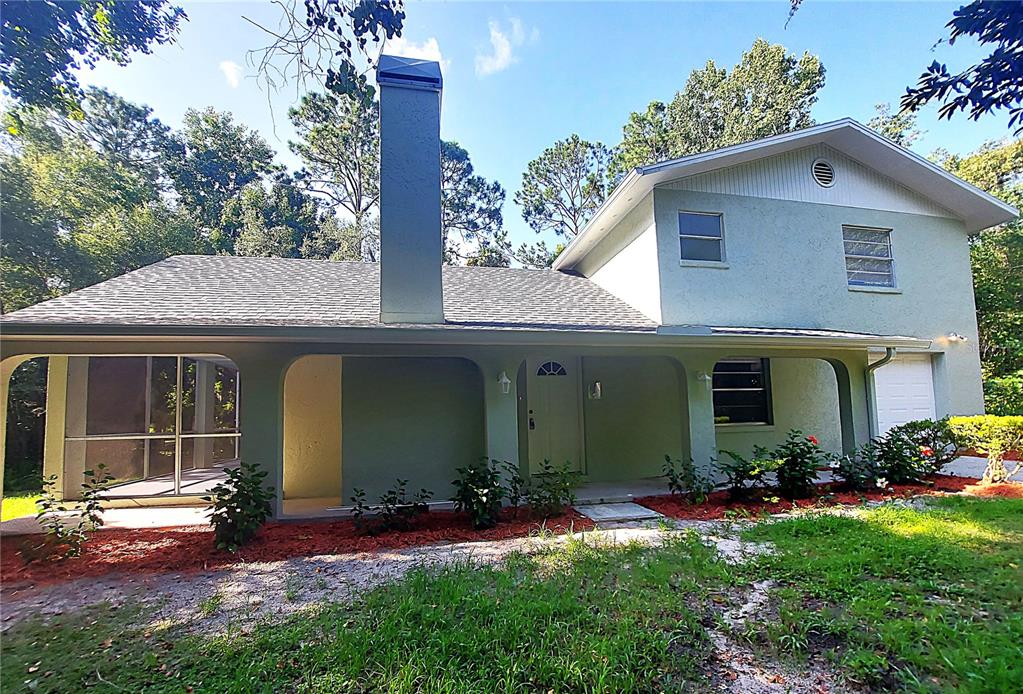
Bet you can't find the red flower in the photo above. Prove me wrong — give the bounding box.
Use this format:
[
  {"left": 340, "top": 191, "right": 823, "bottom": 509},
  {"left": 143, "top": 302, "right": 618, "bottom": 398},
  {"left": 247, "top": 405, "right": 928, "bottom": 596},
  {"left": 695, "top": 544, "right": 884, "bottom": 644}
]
[
  {"left": 920, "top": 445, "right": 934, "bottom": 457},
  {"left": 807, "top": 435, "right": 819, "bottom": 446}
]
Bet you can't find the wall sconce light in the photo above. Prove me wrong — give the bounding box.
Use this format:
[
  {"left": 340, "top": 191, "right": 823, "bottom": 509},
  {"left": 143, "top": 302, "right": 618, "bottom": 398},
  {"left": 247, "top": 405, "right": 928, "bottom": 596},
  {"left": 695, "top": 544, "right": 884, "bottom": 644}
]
[
  {"left": 947, "top": 332, "right": 968, "bottom": 342},
  {"left": 697, "top": 371, "right": 713, "bottom": 391},
  {"left": 588, "top": 381, "right": 602, "bottom": 400},
  {"left": 498, "top": 371, "right": 511, "bottom": 395}
]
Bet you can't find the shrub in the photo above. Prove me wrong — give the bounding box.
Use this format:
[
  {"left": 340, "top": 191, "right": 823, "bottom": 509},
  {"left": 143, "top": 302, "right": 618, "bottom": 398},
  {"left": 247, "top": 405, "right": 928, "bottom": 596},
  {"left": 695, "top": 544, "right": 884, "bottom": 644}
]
[
  {"left": 773, "top": 430, "right": 824, "bottom": 499},
  {"left": 497, "top": 459, "right": 527, "bottom": 509},
  {"left": 204, "top": 462, "right": 275, "bottom": 552},
  {"left": 950, "top": 415, "right": 1023, "bottom": 483},
  {"left": 887, "top": 417, "right": 961, "bottom": 475},
  {"left": 451, "top": 460, "right": 505, "bottom": 529},
  {"left": 662, "top": 455, "right": 713, "bottom": 503},
  {"left": 873, "top": 430, "right": 930, "bottom": 484},
  {"left": 527, "top": 459, "right": 579, "bottom": 518},
  {"left": 716, "top": 448, "right": 779, "bottom": 500},
  {"left": 350, "top": 479, "right": 432, "bottom": 535},
  {"left": 831, "top": 442, "right": 883, "bottom": 491},
  {"left": 27, "top": 464, "right": 113, "bottom": 561}
]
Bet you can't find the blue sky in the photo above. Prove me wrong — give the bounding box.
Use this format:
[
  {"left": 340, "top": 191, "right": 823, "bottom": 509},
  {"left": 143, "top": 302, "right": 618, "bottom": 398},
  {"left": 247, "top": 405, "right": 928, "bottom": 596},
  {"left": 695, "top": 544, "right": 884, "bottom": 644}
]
[{"left": 78, "top": 1, "right": 1012, "bottom": 251}]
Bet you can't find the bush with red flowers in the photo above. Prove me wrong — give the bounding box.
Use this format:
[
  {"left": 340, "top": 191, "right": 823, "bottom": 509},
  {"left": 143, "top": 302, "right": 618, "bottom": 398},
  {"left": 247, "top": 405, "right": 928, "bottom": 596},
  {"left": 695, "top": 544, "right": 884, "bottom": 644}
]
[{"left": 773, "top": 429, "right": 826, "bottom": 499}]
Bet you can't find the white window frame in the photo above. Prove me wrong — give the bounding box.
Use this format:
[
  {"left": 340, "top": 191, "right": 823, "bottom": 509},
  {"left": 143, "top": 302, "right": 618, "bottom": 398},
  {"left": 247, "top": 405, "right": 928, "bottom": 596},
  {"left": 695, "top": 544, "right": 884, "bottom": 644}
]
[
  {"left": 843, "top": 224, "right": 897, "bottom": 290},
  {"left": 678, "top": 210, "right": 727, "bottom": 266},
  {"left": 712, "top": 357, "right": 773, "bottom": 426}
]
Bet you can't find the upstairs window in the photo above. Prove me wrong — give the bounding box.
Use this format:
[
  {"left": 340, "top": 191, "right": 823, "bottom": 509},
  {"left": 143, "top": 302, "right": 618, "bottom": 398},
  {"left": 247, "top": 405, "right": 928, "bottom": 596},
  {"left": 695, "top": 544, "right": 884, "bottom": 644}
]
[
  {"left": 713, "top": 358, "right": 772, "bottom": 425},
  {"left": 843, "top": 225, "right": 895, "bottom": 288},
  {"left": 679, "top": 211, "right": 724, "bottom": 262}
]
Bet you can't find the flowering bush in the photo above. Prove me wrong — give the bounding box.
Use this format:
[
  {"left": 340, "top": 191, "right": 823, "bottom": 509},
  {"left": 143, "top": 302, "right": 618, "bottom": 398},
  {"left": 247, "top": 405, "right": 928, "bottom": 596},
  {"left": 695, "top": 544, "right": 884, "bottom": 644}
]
[
  {"left": 873, "top": 430, "right": 930, "bottom": 484},
  {"left": 773, "top": 430, "right": 824, "bottom": 499},
  {"left": 716, "top": 447, "right": 779, "bottom": 499},
  {"left": 831, "top": 442, "right": 883, "bottom": 491},
  {"left": 887, "top": 418, "right": 961, "bottom": 475},
  {"left": 662, "top": 455, "right": 714, "bottom": 504},
  {"left": 451, "top": 460, "right": 505, "bottom": 529}
]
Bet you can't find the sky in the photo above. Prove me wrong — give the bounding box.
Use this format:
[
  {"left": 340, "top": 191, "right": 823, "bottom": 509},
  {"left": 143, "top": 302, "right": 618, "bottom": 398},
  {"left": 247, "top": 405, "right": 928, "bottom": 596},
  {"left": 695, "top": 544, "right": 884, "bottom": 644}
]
[{"left": 77, "top": 1, "right": 1014, "bottom": 252}]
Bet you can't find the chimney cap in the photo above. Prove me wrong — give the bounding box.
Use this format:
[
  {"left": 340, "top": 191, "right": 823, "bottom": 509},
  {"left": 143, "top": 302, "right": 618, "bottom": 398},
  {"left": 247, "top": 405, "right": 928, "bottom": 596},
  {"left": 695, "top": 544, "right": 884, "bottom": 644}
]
[{"left": 377, "top": 54, "right": 443, "bottom": 91}]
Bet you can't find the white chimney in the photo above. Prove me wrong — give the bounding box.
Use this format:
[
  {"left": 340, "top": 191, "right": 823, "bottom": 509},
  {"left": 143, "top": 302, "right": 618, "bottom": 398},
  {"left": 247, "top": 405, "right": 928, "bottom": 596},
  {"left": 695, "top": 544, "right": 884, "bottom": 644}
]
[{"left": 376, "top": 55, "right": 444, "bottom": 324}]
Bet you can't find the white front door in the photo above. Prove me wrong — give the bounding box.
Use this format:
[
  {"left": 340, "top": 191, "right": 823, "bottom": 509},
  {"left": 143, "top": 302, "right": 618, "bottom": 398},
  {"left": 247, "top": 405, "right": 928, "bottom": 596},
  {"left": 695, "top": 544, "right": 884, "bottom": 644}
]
[
  {"left": 526, "top": 358, "right": 583, "bottom": 474},
  {"left": 874, "top": 353, "right": 936, "bottom": 434}
]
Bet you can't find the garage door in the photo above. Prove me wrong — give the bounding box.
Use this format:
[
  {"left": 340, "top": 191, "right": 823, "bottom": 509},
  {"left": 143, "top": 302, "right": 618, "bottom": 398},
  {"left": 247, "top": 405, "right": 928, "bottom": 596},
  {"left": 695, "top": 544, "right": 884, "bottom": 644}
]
[{"left": 873, "top": 353, "right": 936, "bottom": 434}]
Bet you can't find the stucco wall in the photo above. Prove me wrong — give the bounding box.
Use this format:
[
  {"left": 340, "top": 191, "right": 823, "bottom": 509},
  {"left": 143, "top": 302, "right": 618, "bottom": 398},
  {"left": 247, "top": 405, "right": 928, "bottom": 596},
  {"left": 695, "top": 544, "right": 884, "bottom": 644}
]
[
  {"left": 581, "top": 356, "right": 685, "bottom": 481},
  {"left": 652, "top": 188, "right": 984, "bottom": 416},
  {"left": 341, "top": 356, "right": 485, "bottom": 501},
  {"left": 715, "top": 357, "right": 842, "bottom": 458},
  {"left": 283, "top": 355, "right": 342, "bottom": 500}
]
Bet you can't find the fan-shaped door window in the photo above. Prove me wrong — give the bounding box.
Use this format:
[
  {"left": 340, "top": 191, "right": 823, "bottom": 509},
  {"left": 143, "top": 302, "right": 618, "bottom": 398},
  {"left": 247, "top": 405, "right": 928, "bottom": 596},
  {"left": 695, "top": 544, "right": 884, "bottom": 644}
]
[{"left": 536, "top": 361, "right": 567, "bottom": 376}]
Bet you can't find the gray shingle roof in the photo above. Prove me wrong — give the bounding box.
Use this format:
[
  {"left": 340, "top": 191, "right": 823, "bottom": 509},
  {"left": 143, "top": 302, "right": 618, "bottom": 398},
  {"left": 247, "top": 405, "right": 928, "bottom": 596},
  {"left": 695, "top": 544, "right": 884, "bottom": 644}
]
[{"left": 0, "top": 255, "right": 657, "bottom": 333}]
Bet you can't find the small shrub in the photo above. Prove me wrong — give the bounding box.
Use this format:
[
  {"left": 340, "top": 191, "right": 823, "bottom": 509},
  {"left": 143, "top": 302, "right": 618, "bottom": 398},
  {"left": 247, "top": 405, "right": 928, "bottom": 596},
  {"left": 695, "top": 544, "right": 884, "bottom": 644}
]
[
  {"left": 887, "top": 417, "right": 961, "bottom": 475},
  {"left": 662, "top": 455, "right": 713, "bottom": 503},
  {"left": 204, "top": 462, "right": 275, "bottom": 552},
  {"left": 451, "top": 460, "right": 505, "bottom": 529},
  {"left": 831, "top": 442, "right": 883, "bottom": 491},
  {"left": 873, "top": 430, "right": 930, "bottom": 484},
  {"left": 497, "top": 459, "right": 527, "bottom": 509},
  {"left": 527, "top": 459, "right": 579, "bottom": 518},
  {"left": 773, "top": 430, "right": 824, "bottom": 499},
  {"left": 26, "top": 464, "right": 113, "bottom": 561},
  {"left": 350, "top": 479, "right": 432, "bottom": 535},
  {"left": 949, "top": 414, "right": 1023, "bottom": 483},
  {"left": 716, "top": 448, "right": 779, "bottom": 500}
]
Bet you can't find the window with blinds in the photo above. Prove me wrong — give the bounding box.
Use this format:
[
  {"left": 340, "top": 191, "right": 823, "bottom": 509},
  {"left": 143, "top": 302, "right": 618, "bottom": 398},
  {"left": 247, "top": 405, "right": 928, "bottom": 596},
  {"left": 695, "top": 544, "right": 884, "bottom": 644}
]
[{"left": 843, "top": 225, "right": 895, "bottom": 288}]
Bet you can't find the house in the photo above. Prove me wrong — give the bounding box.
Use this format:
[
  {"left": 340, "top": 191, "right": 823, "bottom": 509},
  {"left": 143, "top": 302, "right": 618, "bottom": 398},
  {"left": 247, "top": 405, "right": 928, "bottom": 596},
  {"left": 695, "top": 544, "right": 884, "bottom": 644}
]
[{"left": 0, "top": 56, "right": 1016, "bottom": 517}]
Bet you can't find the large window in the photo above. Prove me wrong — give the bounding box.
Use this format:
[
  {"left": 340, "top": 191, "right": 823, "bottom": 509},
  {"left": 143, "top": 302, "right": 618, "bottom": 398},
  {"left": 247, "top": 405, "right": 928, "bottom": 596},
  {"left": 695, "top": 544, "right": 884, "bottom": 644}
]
[
  {"left": 843, "top": 225, "right": 895, "bottom": 288},
  {"left": 67, "top": 356, "right": 240, "bottom": 497},
  {"left": 679, "top": 211, "right": 724, "bottom": 262},
  {"left": 713, "top": 358, "right": 772, "bottom": 425}
]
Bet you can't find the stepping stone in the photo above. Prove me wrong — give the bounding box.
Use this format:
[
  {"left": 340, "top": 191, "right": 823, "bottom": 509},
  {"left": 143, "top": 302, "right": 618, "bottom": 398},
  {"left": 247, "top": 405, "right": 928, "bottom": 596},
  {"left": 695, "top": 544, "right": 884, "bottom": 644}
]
[{"left": 575, "top": 502, "right": 663, "bottom": 522}]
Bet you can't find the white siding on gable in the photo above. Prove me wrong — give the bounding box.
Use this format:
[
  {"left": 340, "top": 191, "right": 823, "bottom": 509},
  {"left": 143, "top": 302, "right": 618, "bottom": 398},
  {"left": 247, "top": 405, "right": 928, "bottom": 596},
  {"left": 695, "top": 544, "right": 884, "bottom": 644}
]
[
  {"left": 590, "top": 222, "right": 662, "bottom": 323},
  {"left": 662, "top": 144, "right": 955, "bottom": 219}
]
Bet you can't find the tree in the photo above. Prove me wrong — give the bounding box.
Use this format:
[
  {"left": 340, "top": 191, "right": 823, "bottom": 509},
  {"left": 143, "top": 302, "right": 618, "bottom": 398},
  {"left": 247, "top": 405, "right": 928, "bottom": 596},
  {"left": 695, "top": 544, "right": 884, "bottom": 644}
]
[
  {"left": 611, "top": 39, "right": 825, "bottom": 180},
  {"left": 164, "top": 107, "right": 278, "bottom": 250},
  {"left": 302, "top": 216, "right": 380, "bottom": 262},
  {"left": 441, "top": 141, "right": 506, "bottom": 262},
  {"left": 226, "top": 179, "right": 326, "bottom": 258},
  {"left": 868, "top": 102, "right": 922, "bottom": 147},
  {"left": 512, "top": 240, "right": 564, "bottom": 270},
  {"left": 937, "top": 139, "right": 1023, "bottom": 414},
  {"left": 0, "top": 0, "right": 185, "bottom": 115},
  {"left": 515, "top": 135, "right": 611, "bottom": 240},
  {"left": 901, "top": 1, "right": 1023, "bottom": 133},
  {"left": 289, "top": 88, "right": 379, "bottom": 227}
]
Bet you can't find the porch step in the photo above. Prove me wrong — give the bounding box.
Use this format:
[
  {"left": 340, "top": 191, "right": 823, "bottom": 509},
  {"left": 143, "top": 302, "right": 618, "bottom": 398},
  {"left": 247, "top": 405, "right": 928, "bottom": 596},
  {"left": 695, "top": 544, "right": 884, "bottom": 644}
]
[{"left": 575, "top": 502, "right": 663, "bottom": 523}]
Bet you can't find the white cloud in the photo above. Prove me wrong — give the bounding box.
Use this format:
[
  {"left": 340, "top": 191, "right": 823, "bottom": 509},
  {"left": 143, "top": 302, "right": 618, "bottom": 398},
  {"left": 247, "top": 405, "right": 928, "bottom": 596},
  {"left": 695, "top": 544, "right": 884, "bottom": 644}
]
[
  {"left": 384, "top": 36, "right": 449, "bottom": 71},
  {"left": 218, "top": 60, "right": 242, "bottom": 89},
  {"left": 474, "top": 18, "right": 538, "bottom": 77}
]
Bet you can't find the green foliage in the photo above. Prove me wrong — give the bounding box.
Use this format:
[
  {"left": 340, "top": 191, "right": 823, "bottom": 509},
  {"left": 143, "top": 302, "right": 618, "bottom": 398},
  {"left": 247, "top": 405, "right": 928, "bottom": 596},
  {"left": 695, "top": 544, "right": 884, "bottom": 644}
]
[
  {"left": 0, "top": 0, "right": 185, "bottom": 115},
  {"left": 440, "top": 140, "right": 506, "bottom": 262},
  {"left": 984, "top": 369, "right": 1023, "bottom": 415},
  {"left": 27, "top": 464, "right": 113, "bottom": 561},
  {"left": 497, "top": 459, "right": 527, "bottom": 509},
  {"left": 872, "top": 428, "right": 931, "bottom": 485},
  {"left": 867, "top": 102, "right": 921, "bottom": 147},
  {"left": 610, "top": 39, "right": 825, "bottom": 180},
  {"left": 662, "top": 454, "right": 713, "bottom": 503},
  {"left": 715, "top": 448, "right": 780, "bottom": 499},
  {"left": 527, "top": 460, "right": 580, "bottom": 517},
  {"left": 202, "top": 462, "right": 275, "bottom": 552},
  {"left": 451, "top": 460, "right": 505, "bottom": 529},
  {"left": 949, "top": 414, "right": 1023, "bottom": 482},
  {"left": 514, "top": 134, "right": 611, "bottom": 240},
  {"left": 886, "top": 417, "right": 962, "bottom": 475},
  {"left": 350, "top": 479, "right": 432, "bottom": 535},
  {"left": 831, "top": 441, "right": 883, "bottom": 491},
  {"left": 225, "top": 179, "right": 326, "bottom": 258},
  {"left": 772, "top": 430, "right": 824, "bottom": 499}
]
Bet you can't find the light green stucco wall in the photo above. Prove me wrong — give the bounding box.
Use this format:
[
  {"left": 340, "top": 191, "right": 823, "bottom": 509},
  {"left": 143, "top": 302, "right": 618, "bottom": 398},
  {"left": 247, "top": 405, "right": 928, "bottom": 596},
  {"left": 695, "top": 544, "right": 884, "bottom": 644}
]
[
  {"left": 340, "top": 356, "right": 485, "bottom": 502},
  {"left": 652, "top": 188, "right": 984, "bottom": 417},
  {"left": 715, "top": 357, "right": 842, "bottom": 458},
  {"left": 283, "top": 355, "right": 341, "bottom": 500},
  {"left": 580, "top": 356, "right": 685, "bottom": 481}
]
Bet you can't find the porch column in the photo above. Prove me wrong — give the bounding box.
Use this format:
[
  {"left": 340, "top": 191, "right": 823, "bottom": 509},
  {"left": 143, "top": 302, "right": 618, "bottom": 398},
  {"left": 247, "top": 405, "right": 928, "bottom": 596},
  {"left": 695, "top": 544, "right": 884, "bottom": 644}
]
[
  {"left": 191, "top": 360, "right": 217, "bottom": 469},
  {"left": 682, "top": 355, "right": 719, "bottom": 480},
  {"left": 827, "top": 354, "right": 871, "bottom": 453},
  {"left": 234, "top": 354, "right": 290, "bottom": 518},
  {"left": 41, "top": 356, "right": 69, "bottom": 499},
  {"left": 479, "top": 358, "right": 521, "bottom": 470},
  {"left": 0, "top": 355, "right": 32, "bottom": 512}
]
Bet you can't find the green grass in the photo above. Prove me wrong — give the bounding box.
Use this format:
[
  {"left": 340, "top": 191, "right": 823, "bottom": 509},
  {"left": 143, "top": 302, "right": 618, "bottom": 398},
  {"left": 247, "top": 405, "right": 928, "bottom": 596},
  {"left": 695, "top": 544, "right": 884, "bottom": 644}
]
[
  {"left": 0, "top": 532, "right": 729, "bottom": 693},
  {"left": 1, "top": 494, "right": 40, "bottom": 521},
  {"left": 739, "top": 497, "right": 1023, "bottom": 692}
]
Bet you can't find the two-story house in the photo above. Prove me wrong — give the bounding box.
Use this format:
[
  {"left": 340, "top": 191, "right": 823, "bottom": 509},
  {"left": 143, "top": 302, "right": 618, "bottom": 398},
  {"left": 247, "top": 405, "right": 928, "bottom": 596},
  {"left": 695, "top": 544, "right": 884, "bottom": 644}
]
[{"left": 1, "top": 56, "right": 1016, "bottom": 517}]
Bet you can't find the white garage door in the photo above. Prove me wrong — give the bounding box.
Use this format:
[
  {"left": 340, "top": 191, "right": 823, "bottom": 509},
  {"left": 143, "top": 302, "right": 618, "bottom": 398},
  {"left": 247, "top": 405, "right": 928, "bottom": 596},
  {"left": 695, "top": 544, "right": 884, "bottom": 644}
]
[{"left": 874, "top": 353, "right": 936, "bottom": 434}]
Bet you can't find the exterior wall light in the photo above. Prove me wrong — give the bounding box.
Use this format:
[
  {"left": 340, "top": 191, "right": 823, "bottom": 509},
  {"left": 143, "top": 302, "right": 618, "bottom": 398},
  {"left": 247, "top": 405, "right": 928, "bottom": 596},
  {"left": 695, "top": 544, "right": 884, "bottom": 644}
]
[
  {"left": 498, "top": 371, "right": 512, "bottom": 394},
  {"left": 588, "top": 381, "right": 602, "bottom": 400},
  {"left": 947, "top": 332, "right": 968, "bottom": 342},
  {"left": 697, "top": 371, "right": 713, "bottom": 391}
]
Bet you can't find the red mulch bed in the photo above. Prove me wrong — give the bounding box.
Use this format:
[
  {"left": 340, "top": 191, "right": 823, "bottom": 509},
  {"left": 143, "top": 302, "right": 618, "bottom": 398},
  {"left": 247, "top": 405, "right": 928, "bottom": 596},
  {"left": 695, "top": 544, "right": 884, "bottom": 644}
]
[
  {"left": 961, "top": 448, "right": 1020, "bottom": 461},
  {"left": 0, "top": 509, "right": 593, "bottom": 588},
  {"left": 963, "top": 481, "right": 1023, "bottom": 498},
  {"left": 637, "top": 474, "right": 978, "bottom": 520}
]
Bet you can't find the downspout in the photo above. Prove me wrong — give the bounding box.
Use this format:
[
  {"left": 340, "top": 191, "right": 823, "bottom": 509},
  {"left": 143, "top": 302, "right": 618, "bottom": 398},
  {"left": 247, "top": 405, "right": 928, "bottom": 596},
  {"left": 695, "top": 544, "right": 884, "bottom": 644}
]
[{"left": 865, "top": 347, "right": 896, "bottom": 439}]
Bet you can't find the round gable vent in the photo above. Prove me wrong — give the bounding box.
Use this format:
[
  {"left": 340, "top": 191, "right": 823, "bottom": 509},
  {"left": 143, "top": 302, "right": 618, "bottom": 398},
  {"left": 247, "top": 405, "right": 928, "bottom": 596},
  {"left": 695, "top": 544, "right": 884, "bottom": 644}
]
[{"left": 812, "top": 159, "right": 835, "bottom": 187}]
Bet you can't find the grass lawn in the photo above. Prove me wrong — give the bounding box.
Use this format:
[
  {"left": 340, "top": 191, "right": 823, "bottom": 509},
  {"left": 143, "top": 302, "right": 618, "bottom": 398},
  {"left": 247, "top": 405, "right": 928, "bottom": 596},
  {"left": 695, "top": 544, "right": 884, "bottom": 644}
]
[
  {"left": 1, "top": 494, "right": 40, "bottom": 521},
  {"left": 2, "top": 497, "right": 1020, "bottom": 693}
]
